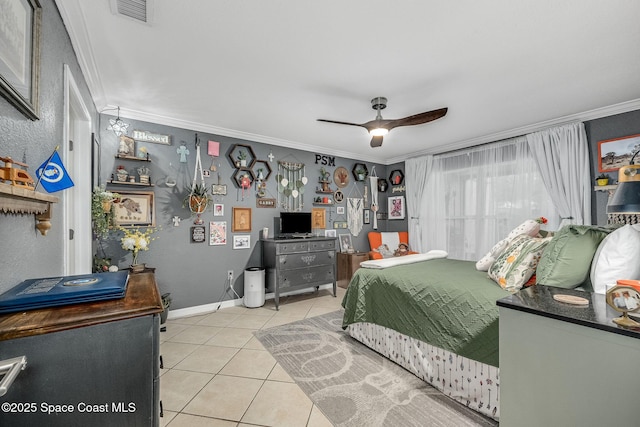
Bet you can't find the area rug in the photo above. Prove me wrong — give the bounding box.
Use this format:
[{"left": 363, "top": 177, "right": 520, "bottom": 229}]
[{"left": 254, "top": 310, "right": 497, "bottom": 427}]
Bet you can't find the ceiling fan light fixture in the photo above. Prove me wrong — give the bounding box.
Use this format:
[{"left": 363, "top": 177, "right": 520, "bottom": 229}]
[{"left": 369, "top": 127, "right": 389, "bottom": 137}]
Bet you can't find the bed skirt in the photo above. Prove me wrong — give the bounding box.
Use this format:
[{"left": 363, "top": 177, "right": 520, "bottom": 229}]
[{"left": 346, "top": 322, "right": 500, "bottom": 421}]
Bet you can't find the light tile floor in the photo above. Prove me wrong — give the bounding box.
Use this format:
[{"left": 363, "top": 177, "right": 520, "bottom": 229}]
[{"left": 160, "top": 287, "right": 346, "bottom": 427}]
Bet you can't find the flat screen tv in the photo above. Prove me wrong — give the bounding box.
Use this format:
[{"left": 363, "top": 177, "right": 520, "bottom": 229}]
[{"left": 280, "top": 212, "right": 312, "bottom": 236}]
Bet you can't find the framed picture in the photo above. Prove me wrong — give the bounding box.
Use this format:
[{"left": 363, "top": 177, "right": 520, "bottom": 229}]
[
  {"left": 388, "top": 195, "right": 406, "bottom": 220},
  {"left": 213, "top": 203, "right": 224, "bottom": 216},
  {"left": 312, "top": 207, "right": 326, "bottom": 229},
  {"left": 232, "top": 207, "right": 251, "bottom": 232},
  {"left": 113, "top": 191, "right": 155, "bottom": 227},
  {"left": 324, "top": 229, "right": 337, "bottom": 238},
  {"left": 363, "top": 209, "right": 371, "bottom": 224},
  {"left": 190, "top": 226, "right": 206, "bottom": 243},
  {"left": 598, "top": 134, "right": 640, "bottom": 172},
  {"left": 339, "top": 233, "right": 353, "bottom": 252},
  {"left": 0, "top": 0, "right": 41, "bottom": 120},
  {"left": 209, "top": 221, "right": 227, "bottom": 246},
  {"left": 333, "top": 221, "right": 348, "bottom": 229},
  {"left": 233, "top": 234, "right": 251, "bottom": 249},
  {"left": 336, "top": 206, "right": 345, "bottom": 215},
  {"left": 257, "top": 198, "right": 276, "bottom": 208},
  {"left": 117, "top": 135, "right": 135, "bottom": 157},
  {"left": 211, "top": 184, "right": 227, "bottom": 195}
]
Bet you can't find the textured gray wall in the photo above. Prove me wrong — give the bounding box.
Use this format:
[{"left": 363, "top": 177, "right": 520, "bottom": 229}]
[
  {"left": 0, "top": 0, "right": 96, "bottom": 293},
  {"left": 98, "top": 116, "right": 390, "bottom": 310},
  {"left": 585, "top": 109, "right": 640, "bottom": 225}
]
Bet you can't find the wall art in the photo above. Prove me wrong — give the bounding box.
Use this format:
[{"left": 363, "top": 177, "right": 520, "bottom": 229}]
[
  {"left": 113, "top": 191, "right": 155, "bottom": 227},
  {"left": 312, "top": 207, "right": 326, "bottom": 229},
  {"left": 257, "top": 198, "right": 276, "bottom": 208},
  {"left": 233, "top": 234, "right": 251, "bottom": 249},
  {"left": 213, "top": 203, "right": 224, "bottom": 216},
  {"left": 0, "top": 0, "right": 41, "bottom": 120},
  {"left": 388, "top": 195, "right": 405, "bottom": 220},
  {"left": 598, "top": 134, "right": 640, "bottom": 172},
  {"left": 131, "top": 129, "right": 171, "bottom": 145},
  {"left": 232, "top": 207, "right": 252, "bottom": 232},
  {"left": 190, "top": 226, "right": 206, "bottom": 243},
  {"left": 209, "top": 221, "right": 227, "bottom": 246}
]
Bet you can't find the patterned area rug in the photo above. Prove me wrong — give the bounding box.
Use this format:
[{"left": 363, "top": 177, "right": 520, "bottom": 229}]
[{"left": 254, "top": 310, "right": 497, "bottom": 427}]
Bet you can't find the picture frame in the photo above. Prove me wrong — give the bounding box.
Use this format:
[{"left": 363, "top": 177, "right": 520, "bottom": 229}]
[
  {"left": 256, "top": 198, "right": 276, "bottom": 208},
  {"left": 113, "top": 191, "right": 155, "bottom": 227},
  {"left": 190, "top": 226, "right": 206, "bottom": 243},
  {"left": 597, "top": 134, "right": 640, "bottom": 172},
  {"left": 232, "top": 207, "right": 252, "bottom": 232},
  {"left": 209, "top": 221, "right": 227, "bottom": 246},
  {"left": 233, "top": 234, "right": 251, "bottom": 249},
  {"left": 324, "top": 229, "right": 337, "bottom": 238},
  {"left": 211, "top": 184, "right": 227, "bottom": 196},
  {"left": 117, "top": 135, "right": 135, "bottom": 157},
  {"left": 0, "top": 0, "right": 41, "bottom": 120},
  {"left": 336, "top": 206, "right": 345, "bottom": 215},
  {"left": 213, "top": 203, "right": 224, "bottom": 216},
  {"left": 312, "top": 207, "right": 326, "bottom": 229},
  {"left": 339, "top": 233, "right": 353, "bottom": 253},
  {"left": 388, "top": 195, "right": 406, "bottom": 220},
  {"left": 363, "top": 209, "right": 371, "bottom": 224}
]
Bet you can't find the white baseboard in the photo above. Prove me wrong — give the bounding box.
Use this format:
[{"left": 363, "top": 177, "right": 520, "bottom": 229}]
[{"left": 167, "top": 283, "right": 334, "bottom": 320}]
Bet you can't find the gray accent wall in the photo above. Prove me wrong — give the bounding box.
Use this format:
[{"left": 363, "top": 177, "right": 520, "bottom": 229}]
[
  {"left": 0, "top": 0, "right": 97, "bottom": 293},
  {"left": 97, "top": 116, "right": 390, "bottom": 310}
]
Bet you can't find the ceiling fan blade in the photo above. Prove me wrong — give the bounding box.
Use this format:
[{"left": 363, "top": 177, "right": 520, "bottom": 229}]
[
  {"left": 317, "top": 119, "right": 366, "bottom": 129},
  {"left": 370, "top": 135, "right": 384, "bottom": 148},
  {"left": 386, "top": 107, "right": 448, "bottom": 130}
]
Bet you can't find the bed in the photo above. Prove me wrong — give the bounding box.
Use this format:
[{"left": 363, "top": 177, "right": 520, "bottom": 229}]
[{"left": 341, "top": 253, "right": 510, "bottom": 421}]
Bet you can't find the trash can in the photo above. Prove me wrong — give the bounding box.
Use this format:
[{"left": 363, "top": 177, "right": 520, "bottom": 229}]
[{"left": 244, "top": 267, "right": 265, "bottom": 308}]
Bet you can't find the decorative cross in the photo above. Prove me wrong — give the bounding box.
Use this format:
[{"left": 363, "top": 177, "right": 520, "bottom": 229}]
[{"left": 268, "top": 151, "right": 274, "bottom": 162}]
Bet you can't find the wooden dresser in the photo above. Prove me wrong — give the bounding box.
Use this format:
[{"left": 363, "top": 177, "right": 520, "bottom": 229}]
[
  {"left": 0, "top": 271, "right": 163, "bottom": 427},
  {"left": 262, "top": 237, "right": 337, "bottom": 310},
  {"left": 337, "top": 252, "right": 369, "bottom": 288}
]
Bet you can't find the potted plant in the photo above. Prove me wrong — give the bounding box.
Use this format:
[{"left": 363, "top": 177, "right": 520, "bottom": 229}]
[
  {"left": 596, "top": 173, "right": 610, "bottom": 186},
  {"left": 355, "top": 167, "right": 366, "bottom": 181},
  {"left": 91, "top": 186, "right": 120, "bottom": 239},
  {"left": 118, "top": 226, "right": 158, "bottom": 272},
  {"left": 184, "top": 183, "right": 212, "bottom": 213},
  {"left": 116, "top": 165, "right": 128, "bottom": 182},
  {"left": 237, "top": 150, "right": 248, "bottom": 167}
]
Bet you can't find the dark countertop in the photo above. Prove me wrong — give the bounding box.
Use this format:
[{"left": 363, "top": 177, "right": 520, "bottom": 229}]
[{"left": 497, "top": 285, "right": 640, "bottom": 340}]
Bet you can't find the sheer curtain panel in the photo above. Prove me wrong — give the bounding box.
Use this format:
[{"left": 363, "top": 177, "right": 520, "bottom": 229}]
[{"left": 406, "top": 155, "right": 432, "bottom": 253}]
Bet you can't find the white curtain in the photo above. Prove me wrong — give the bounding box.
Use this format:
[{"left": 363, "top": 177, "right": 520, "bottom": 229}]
[
  {"left": 421, "top": 136, "right": 559, "bottom": 260},
  {"left": 405, "top": 155, "right": 432, "bottom": 252},
  {"left": 525, "top": 122, "right": 591, "bottom": 226}
]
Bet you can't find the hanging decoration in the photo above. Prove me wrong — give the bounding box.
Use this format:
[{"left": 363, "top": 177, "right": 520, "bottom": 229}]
[
  {"left": 276, "top": 157, "right": 307, "bottom": 211},
  {"left": 187, "top": 134, "right": 209, "bottom": 225},
  {"left": 347, "top": 198, "right": 364, "bottom": 236},
  {"left": 369, "top": 175, "right": 379, "bottom": 229},
  {"left": 177, "top": 141, "right": 190, "bottom": 163},
  {"left": 208, "top": 140, "right": 220, "bottom": 171}
]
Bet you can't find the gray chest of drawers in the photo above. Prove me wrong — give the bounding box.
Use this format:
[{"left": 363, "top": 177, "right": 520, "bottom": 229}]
[{"left": 262, "top": 237, "right": 337, "bottom": 310}]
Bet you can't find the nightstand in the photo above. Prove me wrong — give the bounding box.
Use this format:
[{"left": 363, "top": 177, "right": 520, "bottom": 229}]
[{"left": 337, "top": 252, "right": 369, "bottom": 288}]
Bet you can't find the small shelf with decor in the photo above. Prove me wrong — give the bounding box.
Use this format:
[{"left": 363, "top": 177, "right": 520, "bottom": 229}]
[
  {"left": 0, "top": 183, "right": 58, "bottom": 236},
  {"left": 115, "top": 154, "right": 151, "bottom": 162},
  {"left": 107, "top": 180, "right": 154, "bottom": 187}
]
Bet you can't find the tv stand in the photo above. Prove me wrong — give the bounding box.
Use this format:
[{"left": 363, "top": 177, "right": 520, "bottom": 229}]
[{"left": 262, "top": 237, "right": 337, "bottom": 310}]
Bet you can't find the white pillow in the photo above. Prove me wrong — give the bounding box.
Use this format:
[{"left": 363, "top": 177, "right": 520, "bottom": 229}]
[
  {"left": 590, "top": 224, "right": 640, "bottom": 294},
  {"left": 476, "top": 220, "right": 541, "bottom": 271}
]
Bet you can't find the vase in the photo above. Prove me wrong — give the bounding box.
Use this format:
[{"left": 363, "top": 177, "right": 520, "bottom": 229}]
[
  {"left": 189, "top": 195, "right": 207, "bottom": 213},
  {"left": 596, "top": 178, "right": 609, "bottom": 186},
  {"left": 116, "top": 172, "right": 128, "bottom": 182},
  {"left": 101, "top": 200, "right": 112, "bottom": 212}
]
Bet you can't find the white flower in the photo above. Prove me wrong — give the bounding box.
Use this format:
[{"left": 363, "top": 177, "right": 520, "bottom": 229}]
[{"left": 122, "top": 236, "right": 136, "bottom": 251}]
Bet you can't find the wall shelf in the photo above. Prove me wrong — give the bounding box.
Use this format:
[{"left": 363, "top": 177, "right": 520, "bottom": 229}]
[
  {"left": 108, "top": 180, "right": 154, "bottom": 187},
  {"left": 0, "top": 183, "right": 59, "bottom": 235}
]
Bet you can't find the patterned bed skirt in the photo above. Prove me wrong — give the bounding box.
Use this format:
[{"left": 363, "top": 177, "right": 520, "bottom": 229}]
[{"left": 346, "top": 322, "right": 500, "bottom": 421}]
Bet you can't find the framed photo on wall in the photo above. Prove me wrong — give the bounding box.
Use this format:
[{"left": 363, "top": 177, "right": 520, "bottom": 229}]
[
  {"left": 113, "top": 191, "right": 155, "bottom": 227},
  {"left": 339, "top": 233, "right": 353, "bottom": 253},
  {"left": 388, "top": 196, "right": 405, "bottom": 220},
  {"left": 209, "top": 221, "right": 227, "bottom": 246},
  {"left": 312, "top": 207, "right": 326, "bottom": 229},
  {"left": 0, "top": 0, "right": 41, "bottom": 120},
  {"left": 232, "top": 207, "right": 252, "bottom": 232},
  {"left": 598, "top": 134, "right": 640, "bottom": 172},
  {"left": 363, "top": 209, "right": 370, "bottom": 224},
  {"left": 233, "top": 234, "right": 251, "bottom": 249}
]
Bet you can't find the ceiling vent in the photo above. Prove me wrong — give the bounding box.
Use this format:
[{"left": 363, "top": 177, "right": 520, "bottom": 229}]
[{"left": 110, "top": 0, "right": 153, "bottom": 24}]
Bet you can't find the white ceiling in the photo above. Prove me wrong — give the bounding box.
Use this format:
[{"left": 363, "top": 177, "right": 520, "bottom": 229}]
[{"left": 56, "top": 0, "right": 640, "bottom": 164}]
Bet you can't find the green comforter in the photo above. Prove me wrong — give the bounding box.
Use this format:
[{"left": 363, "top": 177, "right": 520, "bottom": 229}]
[{"left": 341, "top": 258, "right": 510, "bottom": 367}]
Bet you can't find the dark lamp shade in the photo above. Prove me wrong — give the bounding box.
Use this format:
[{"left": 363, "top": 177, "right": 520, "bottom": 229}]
[{"left": 607, "top": 164, "right": 640, "bottom": 214}]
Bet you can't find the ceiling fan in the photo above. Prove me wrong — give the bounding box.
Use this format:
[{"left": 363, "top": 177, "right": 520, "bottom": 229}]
[{"left": 317, "top": 97, "right": 448, "bottom": 147}]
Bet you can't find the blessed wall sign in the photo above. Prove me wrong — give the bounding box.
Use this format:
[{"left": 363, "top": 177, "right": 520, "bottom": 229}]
[{"left": 132, "top": 130, "right": 172, "bottom": 145}]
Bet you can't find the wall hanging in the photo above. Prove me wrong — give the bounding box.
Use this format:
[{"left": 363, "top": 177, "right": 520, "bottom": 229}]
[
  {"left": 277, "top": 157, "right": 306, "bottom": 211},
  {"left": 209, "top": 221, "right": 227, "bottom": 246},
  {"left": 185, "top": 135, "right": 211, "bottom": 224},
  {"left": 232, "top": 207, "right": 252, "bottom": 232},
  {"left": 369, "top": 175, "right": 379, "bottom": 229},
  {"left": 388, "top": 195, "right": 406, "bottom": 220}
]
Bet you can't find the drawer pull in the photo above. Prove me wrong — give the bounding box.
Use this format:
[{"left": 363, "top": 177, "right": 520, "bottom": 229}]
[{"left": 0, "top": 356, "right": 27, "bottom": 397}]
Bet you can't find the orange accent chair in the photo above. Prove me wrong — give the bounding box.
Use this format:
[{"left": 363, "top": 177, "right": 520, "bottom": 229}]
[{"left": 367, "top": 231, "right": 417, "bottom": 260}]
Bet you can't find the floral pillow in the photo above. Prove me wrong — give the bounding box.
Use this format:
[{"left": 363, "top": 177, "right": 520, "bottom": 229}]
[
  {"left": 488, "top": 234, "right": 551, "bottom": 292},
  {"left": 374, "top": 244, "right": 394, "bottom": 258},
  {"left": 476, "top": 219, "right": 542, "bottom": 271}
]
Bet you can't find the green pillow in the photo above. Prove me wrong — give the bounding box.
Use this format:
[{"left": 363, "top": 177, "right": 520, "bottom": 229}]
[{"left": 536, "top": 225, "right": 612, "bottom": 289}]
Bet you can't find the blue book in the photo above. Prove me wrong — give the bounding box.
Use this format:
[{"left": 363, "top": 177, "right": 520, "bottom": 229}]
[{"left": 0, "top": 271, "right": 129, "bottom": 314}]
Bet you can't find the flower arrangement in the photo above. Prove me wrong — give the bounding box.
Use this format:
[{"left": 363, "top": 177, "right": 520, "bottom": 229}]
[
  {"left": 119, "top": 226, "right": 158, "bottom": 265},
  {"left": 91, "top": 186, "right": 120, "bottom": 239},
  {"left": 535, "top": 216, "right": 548, "bottom": 224}
]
